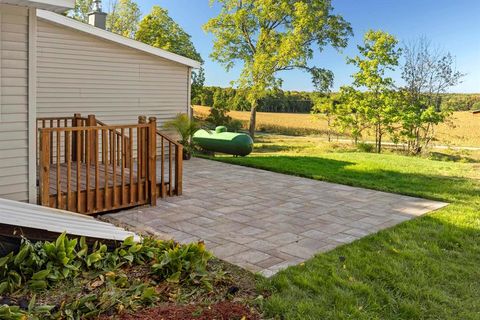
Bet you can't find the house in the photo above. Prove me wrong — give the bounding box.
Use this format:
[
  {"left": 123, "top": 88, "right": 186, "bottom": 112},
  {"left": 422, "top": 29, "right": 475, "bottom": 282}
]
[{"left": 0, "top": 0, "right": 200, "bottom": 214}]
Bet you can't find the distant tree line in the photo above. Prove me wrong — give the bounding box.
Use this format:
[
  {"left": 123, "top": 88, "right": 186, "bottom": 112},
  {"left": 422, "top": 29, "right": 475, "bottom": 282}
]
[
  {"left": 193, "top": 87, "right": 319, "bottom": 113},
  {"left": 193, "top": 86, "right": 478, "bottom": 114}
]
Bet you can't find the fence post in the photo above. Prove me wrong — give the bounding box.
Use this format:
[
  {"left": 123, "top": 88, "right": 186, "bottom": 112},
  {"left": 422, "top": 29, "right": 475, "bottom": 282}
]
[
  {"left": 39, "top": 130, "right": 51, "bottom": 206},
  {"left": 87, "top": 114, "right": 96, "bottom": 164},
  {"left": 148, "top": 117, "right": 157, "bottom": 206},
  {"left": 175, "top": 144, "right": 183, "bottom": 196},
  {"left": 72, "top": 113, "right": 81, "bottom": 161}
]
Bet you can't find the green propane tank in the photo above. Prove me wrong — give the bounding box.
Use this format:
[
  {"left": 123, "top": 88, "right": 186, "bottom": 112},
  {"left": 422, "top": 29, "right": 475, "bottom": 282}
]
[{"left": 193, "top": 126, "right": 253, "bottom": 156}]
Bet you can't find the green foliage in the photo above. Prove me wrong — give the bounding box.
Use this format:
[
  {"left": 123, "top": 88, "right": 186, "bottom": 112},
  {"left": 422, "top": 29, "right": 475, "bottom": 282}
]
[
  {"left": 356, "top": 142, "right": 374, "bottom": 153},
  {"left": 67, "top": 0, "right": 93, "bottom": 23},
  {"left": 196, "top": 86, "right": 317, "bottom": 113},
  {"left": 151, "top": 241, "right": 212, "bottom": 287},
  {"left": 337, "top": 30, "right": 401, "bottom": 152},
  {"left": 400, "top": 38, "right": 464, "bottom": 153},
  {"left": 0, "top": 233, "right": 213, "bottom": 319},
  {"left": 204, "top": 0, "right": 352, "bottom": 137},
  {"left": 136, "top": 6, "right": 202, "bottom": 62},
  {"left": 106, "top": 0, "right": 141, "bottom": 38},
  {"left": 163, "top": 113, "right": 200, "bottom": 154}
]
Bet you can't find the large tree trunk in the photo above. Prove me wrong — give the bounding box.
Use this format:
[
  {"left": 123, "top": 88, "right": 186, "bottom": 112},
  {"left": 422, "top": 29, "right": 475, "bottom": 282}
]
[{"left": 249, "top": 100, "right": 257, "bottom": 140}]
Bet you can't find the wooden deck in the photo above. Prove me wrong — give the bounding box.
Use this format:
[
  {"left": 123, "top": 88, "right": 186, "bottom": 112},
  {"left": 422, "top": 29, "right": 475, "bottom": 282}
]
[
  {"left": 38, "top": 160, "right": 175, "bottom": 214},
  {"left": 37, "top": 114, "right": 183, "bottom": 215}
]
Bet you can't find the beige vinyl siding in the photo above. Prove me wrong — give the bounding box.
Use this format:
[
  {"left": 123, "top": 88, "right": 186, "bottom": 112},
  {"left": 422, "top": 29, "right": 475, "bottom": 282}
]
[
  {"left": 0, "top": 4, "right": 29, "bottom": 201},
  {"left": 36, "top": 19, "right": 190, "bottom": 129}
]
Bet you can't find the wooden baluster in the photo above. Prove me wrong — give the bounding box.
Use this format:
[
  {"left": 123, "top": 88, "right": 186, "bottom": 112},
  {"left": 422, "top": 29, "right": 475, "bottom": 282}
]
[
  {"left": 56, "top": 130, "right": 61, "bottom": 209},
  {"left": 104, "top": 128, "right": 110, "bottom": 210},
  {"left": 39, "top": 130, "right": 50, "bottom": 207},
  {"left": 64, "top": 119, "right": 68, "bottom": 162},
  {"left": 49, "top": 120, "right": 53, "bottom": 164},
  {"left": 160, "top": 137, "right": 165, "bottom": 198},
  {"left": 138, "top": 116, "right": 146, "bottom": 202},
  {"left": 86, "top": 128, "right": 91, "bottom": 213},
  {"left": 76, "top": 129, "right": 82, "bottom": 213},
  {"left": 175, "top": 144, "right": 183, "bottom": 196},
  {"left": 148, "top": 117, "right": 157, "bottom": 206},
  {"left": 95, "top": 129, "right": 100, "bottom": 212},
  {"left": 72, "top": 113, "right": 80, "bottom": 162},
  {"left": 129, "top": 128, "right": 134, "bottom": 204},
  {"left": 169, "top": 141, "right": 173, "bottom": 196},
  {"left": 121, "top": 128, "right": 126, "bottom": 206},
  {"left": 66, "top": 131, "right": 72, "bottom": 211},
  {"left": 87, "top": 115, "right": 96, "bottom": 165},
  {"left": 112, "top": 127, "right": 117, "bottom": 207}
]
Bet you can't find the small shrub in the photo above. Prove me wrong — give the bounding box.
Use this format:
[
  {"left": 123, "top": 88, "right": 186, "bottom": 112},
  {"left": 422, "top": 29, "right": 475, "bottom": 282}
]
[{"left": 357, "top": 142, "right": 375, "bottom": 153}]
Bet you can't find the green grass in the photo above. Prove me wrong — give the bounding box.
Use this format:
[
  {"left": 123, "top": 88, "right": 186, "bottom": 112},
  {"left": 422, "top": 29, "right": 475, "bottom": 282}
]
[{"left": 208, "top": 135, "right": 480, "bottom": 319}]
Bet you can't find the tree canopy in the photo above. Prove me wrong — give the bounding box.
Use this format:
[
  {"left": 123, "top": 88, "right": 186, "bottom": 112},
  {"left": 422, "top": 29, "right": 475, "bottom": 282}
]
[
  {"left": 136, "top": 6, "right": 202, "bottom": 62},
  {"left": 204, "top": 0, "right": 352, "bottom": 138},
  {"left": 106, "top": 0, "right": 141, "bottom": 38}
]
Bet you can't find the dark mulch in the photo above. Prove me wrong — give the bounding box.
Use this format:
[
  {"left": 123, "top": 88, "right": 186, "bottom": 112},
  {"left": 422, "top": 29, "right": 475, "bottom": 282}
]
[{"left": 105, "top": 301, "right": 260, "bottom": 320}]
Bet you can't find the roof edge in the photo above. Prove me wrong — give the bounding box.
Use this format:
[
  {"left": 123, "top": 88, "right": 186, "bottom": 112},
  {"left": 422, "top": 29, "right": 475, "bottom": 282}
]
[{"left": 37, "top": 10, "right": 202, "bottom": 69}]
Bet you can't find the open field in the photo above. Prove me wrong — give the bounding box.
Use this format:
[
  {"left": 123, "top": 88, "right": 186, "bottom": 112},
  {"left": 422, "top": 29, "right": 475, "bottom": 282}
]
[
  {"left": 193, "top": 106, "right": 480, "bottom": 147},
  {"left": 205, "top": 135, "right": 480, "bottom": 319}
]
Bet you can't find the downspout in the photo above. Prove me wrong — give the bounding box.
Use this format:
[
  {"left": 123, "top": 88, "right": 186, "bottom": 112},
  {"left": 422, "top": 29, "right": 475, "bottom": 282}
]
[
  {"left": 27, "top": 8, "right": 37, "bottom": 203},
  {"left": 187, "top": 67, "right": 192, "bottom": 119}
]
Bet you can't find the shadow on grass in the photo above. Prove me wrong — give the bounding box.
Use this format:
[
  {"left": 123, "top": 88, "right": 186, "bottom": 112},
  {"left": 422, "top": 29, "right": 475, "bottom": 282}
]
[{"left": 215, "top": 155, "right": 479, "bottom": 203}]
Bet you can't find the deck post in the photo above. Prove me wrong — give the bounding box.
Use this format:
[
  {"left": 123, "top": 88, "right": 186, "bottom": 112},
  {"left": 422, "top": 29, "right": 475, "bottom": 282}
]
[
  {"left": 175, "top": 144, "right": 183, "bottom": 196},
  {"left": 72, "top": 113, "right": 81, "bottom": 161},
  {"left": 138, "top": 116, "right": 147, "bottom": 179},
  {"left": 39, "top": 130, "right": 51, "bottom": 206},
  {"left": 148, "top": 117, "right": 157, "bottom": 206},
  {"left": 87, "top": 114, "right": 96, "bottom": 164}
]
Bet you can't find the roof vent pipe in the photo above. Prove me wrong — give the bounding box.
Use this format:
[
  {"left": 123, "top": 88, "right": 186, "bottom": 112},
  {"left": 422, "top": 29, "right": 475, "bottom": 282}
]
[{"left": 88, "top": 0, "right": 107, "bottom": 30}]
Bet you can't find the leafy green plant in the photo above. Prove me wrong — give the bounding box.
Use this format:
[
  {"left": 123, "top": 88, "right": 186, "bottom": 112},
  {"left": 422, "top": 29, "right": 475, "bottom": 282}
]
[
  {"left": 163, "top": 113, "right": 200, "bottom": 157},
  {"left": 151, "top": 241, "right": 212, "bottom": 287},
  {"left": 357, "top": 142, "right": 374, "bottom": 153}
]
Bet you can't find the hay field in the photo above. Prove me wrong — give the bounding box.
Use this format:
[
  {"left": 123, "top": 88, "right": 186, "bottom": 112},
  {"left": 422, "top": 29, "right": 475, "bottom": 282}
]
[{"left": 193, "top": 106, "right": 480, "bottom": 147}]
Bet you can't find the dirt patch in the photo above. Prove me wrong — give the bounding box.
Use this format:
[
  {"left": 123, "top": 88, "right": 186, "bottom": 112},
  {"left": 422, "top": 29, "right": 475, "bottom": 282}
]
[{"left": 105, "top": 301, "right": 260, "bottom": 320}]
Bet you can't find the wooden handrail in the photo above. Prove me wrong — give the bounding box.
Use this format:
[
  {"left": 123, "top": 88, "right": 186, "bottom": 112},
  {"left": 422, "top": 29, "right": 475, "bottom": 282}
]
[
  {"left": 156, "top": 129, "right": 181, "bottom": 146},
  {"left": 39, "top": 123, "right": 152, "bottom": 132}
]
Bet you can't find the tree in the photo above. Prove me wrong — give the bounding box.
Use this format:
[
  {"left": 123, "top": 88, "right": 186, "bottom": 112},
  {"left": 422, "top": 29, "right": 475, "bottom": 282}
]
[
  {"left": 341, "top": 30, "right": 401, "bottom": 152},
  {"left": 106, "top": 0, "right": 141, "bottom": 38},
  {"left": 136, "top": 6, "right": 202, "bottom": 62},
  {"left": 68, "top": 0, "right": 93, "bottom": 23},
  {"left": 136, "top": 6, "right": 205, "bottom": 103},
  {"left": 191, "top": 67, "right": 206, "bottom": 105},
  {"left": 204, "top": 0, "right": 352, "bottom": 139},
  {"left": 400, "top": 37, "right": 464, "bottom": 153}
]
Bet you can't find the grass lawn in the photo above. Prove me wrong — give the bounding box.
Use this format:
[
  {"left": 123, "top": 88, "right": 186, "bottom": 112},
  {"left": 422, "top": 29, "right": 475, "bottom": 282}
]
[{"left": 208, "top": 135, "right": 480, "bottom": 319}]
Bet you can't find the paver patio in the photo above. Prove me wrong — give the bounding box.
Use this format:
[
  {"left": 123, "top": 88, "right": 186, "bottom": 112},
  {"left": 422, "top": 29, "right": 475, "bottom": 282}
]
[{"left": 105, "top": 158, "right": 447, "bottom": 277}]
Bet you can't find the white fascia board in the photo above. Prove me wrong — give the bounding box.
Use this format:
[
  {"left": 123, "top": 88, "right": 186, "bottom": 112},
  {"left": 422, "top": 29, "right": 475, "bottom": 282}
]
[{"left": 37, "top": 9, "right": 202, "bottom": 69}]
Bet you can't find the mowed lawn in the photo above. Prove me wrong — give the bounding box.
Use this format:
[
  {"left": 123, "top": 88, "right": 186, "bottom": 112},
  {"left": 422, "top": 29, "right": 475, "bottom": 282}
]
[
  {"left": 193, "top": 105, "right": 480, "bottom": 147},
  {"left": 210, "top": 136, "right": 480, "bottom": 319}
]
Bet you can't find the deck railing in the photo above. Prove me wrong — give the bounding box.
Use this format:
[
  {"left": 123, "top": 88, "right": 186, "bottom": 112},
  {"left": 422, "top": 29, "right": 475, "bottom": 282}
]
[
  {"left": 38, "top": 116, "right": 158, "bottom": 214},
  {"left": 156, "top": 130, "right": 183, "bottom": 197}
]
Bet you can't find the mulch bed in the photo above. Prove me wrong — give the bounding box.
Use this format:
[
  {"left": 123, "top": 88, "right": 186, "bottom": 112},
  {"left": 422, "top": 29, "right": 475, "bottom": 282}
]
[{"left": 105, "top": 301, "right": 260, "bottom": 320}]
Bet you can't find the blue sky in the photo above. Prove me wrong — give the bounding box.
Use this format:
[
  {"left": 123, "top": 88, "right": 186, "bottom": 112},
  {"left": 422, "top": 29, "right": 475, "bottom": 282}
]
[{"left": 136, "top": 0, "right": 479, "bottom": 93}]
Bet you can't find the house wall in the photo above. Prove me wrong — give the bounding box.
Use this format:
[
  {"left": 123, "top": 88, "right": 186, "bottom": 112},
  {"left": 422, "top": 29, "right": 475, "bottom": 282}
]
[
  {"left": 0, "top": 4, "right": 30, "bottom": 201},
  {"left": 36, "top": 19, "right": 190, "bottom": 129}
]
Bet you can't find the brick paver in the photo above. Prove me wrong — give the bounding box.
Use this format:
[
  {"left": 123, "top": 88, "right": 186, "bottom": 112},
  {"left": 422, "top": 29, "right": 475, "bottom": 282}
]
[{"left": 105, "top": 158, "right": 447, "bottom": 277}]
